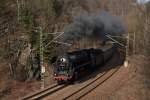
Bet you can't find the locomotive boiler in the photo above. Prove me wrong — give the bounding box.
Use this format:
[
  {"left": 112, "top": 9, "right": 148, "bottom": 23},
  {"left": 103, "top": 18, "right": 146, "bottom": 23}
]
[{"left": 53, "top": 43, "right": 115, "bottom": 84}]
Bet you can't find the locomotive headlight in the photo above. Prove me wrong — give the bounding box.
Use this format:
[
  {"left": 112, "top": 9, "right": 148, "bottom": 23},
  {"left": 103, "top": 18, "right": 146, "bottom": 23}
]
[
  {"left": 54, "top": 73, "right": 57, "bottom": 76},
  {"left": 60, "top": 58, "right": 66, "bottom": 62}
]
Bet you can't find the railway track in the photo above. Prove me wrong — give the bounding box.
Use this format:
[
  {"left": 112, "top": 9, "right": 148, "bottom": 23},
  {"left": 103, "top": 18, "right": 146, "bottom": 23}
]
[
  {"left": 40, "top": 67, "right": 121, "bottom": 100},
  {"left": 22, "top": 67, "right": 120, "bottom": 100},
  {"left": 63, "top": 67, "right": 120, "bottom": 100},
  {"left": 22, "top": 83, "right": 67, "bottom": 100}
]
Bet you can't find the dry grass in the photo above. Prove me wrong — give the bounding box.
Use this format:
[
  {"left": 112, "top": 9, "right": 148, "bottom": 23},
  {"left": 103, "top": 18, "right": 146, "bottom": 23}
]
[
  {"left": 110, "top": 55, "right": 150, "bottom": 100},
  {"left": 0, "top": 62, "right": 41, "bottom": 100}
]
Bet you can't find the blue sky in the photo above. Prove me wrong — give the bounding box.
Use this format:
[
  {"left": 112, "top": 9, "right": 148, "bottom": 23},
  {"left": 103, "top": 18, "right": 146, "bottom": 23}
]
[{"left": 137, "top": 0, "right": 150, "bottom": 4}]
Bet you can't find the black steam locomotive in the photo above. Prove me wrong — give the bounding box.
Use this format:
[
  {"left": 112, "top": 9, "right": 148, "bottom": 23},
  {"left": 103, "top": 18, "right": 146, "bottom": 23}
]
[{"left": 53, "top": 44, "right": 115, "bottom": 84}]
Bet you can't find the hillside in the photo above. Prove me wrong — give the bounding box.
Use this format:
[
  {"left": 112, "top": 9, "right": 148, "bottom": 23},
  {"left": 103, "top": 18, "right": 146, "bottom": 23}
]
[{"left": 0, "top": 0, "right": 150, "bottom": 99}]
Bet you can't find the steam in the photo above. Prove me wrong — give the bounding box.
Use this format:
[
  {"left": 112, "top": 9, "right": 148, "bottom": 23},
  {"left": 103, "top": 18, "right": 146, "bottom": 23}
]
[{"left": 63, "top": 11, "right": 126, "bottom": 42}]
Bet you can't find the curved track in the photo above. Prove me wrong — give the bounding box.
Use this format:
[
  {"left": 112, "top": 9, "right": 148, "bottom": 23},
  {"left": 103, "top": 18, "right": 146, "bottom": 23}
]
[
  {"left": 22, "top": 84, "right": 67, "bottom": 100},
  {"left": 63, "top": 67, "right": 120, "bottom": 100},
  {"left": 22, "top": 67, "right": 121, "bottom": 100}
]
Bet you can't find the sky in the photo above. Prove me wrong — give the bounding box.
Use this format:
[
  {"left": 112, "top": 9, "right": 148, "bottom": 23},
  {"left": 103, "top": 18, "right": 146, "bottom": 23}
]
[{"left": 137, "top": 0, "right": 150, "bottom": 4}]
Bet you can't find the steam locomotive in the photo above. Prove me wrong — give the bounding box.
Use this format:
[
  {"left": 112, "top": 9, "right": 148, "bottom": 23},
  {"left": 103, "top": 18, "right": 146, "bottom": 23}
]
[{"left": 53, "top": 43, "right": 115, "bottom": 84}]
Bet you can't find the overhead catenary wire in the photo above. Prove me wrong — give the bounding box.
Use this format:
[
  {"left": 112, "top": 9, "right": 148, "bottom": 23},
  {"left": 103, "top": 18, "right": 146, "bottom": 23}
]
[
  {"left": 45, "top": 32, "right": 64, "bottom": 48},
  {"left": 53, "top": 41, "right": 72, "bottom": 46},
  {"left": 44, "top": 32, "right": 72, "bottom": 48},
  {"left": 106, "top": 34, "right": 126, "bottom": 47}
]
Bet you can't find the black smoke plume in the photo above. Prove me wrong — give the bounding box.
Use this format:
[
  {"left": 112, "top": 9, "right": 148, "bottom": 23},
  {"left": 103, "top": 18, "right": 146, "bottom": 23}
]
[{"left": 63, "top": 11, "right": 126, "bottom": 42}]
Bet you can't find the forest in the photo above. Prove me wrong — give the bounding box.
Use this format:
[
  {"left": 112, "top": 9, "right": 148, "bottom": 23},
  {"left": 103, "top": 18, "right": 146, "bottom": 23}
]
[{"left": 0, "top": 0, "right": 150, "bottom": 99}]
